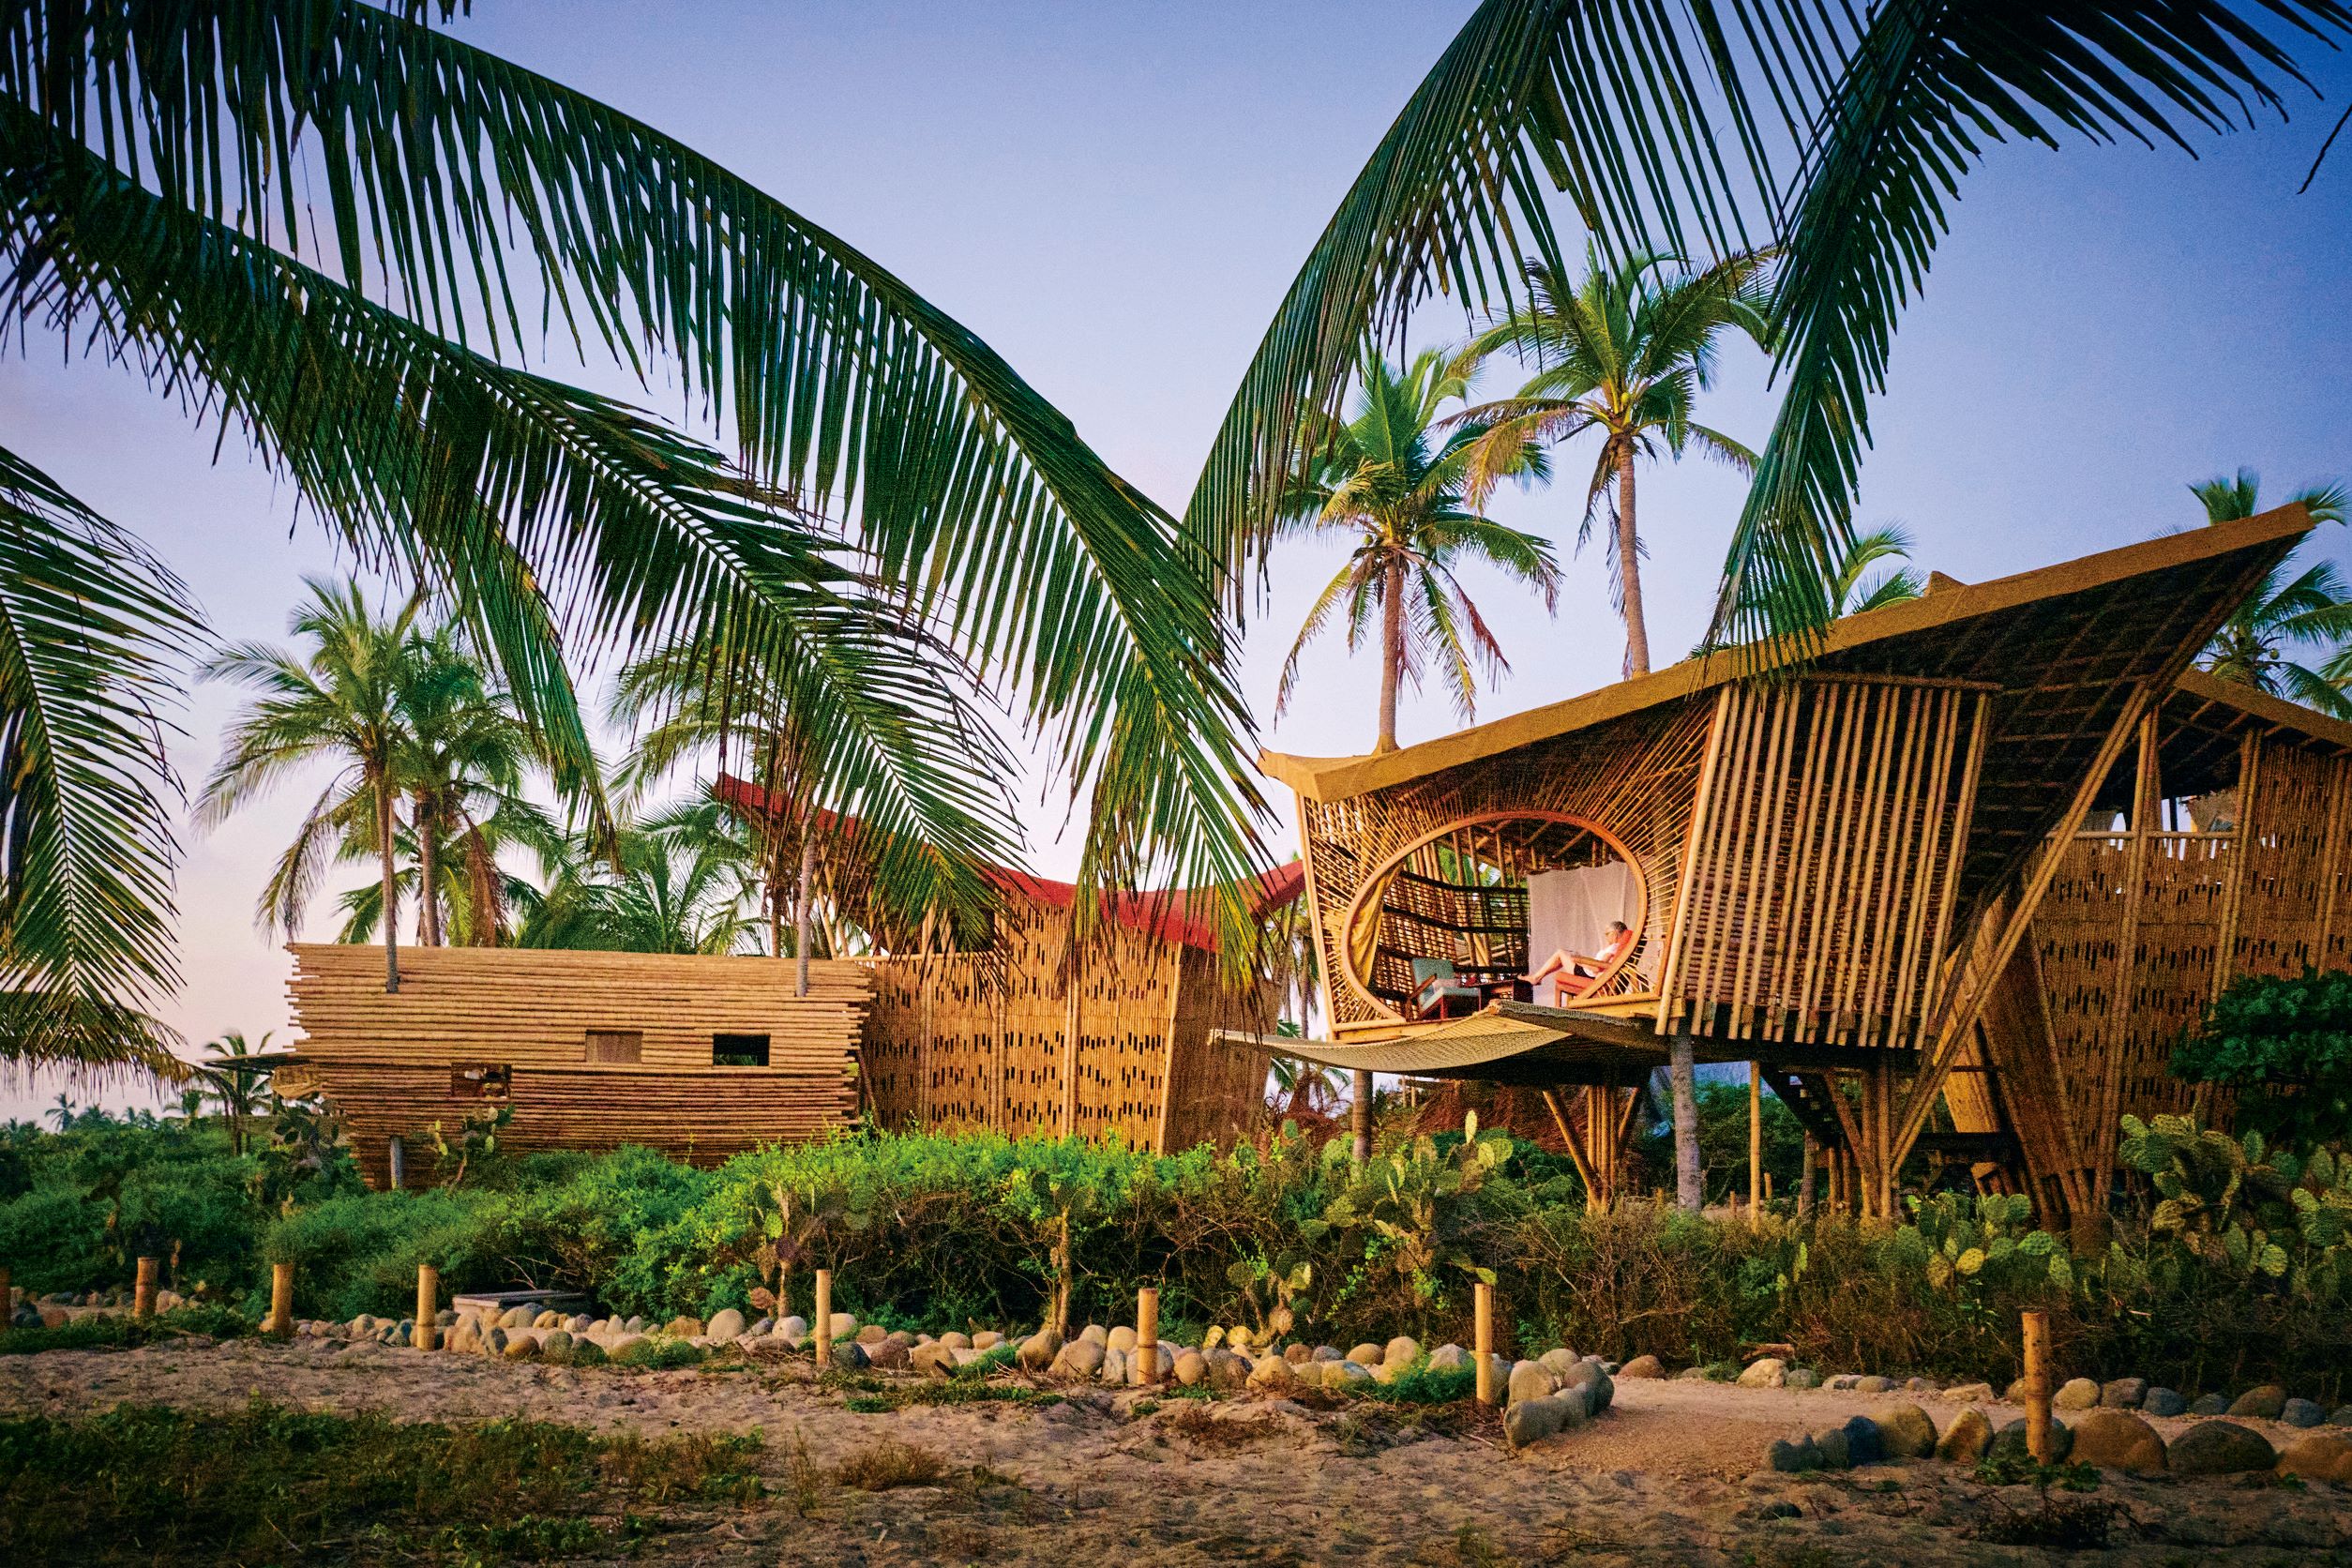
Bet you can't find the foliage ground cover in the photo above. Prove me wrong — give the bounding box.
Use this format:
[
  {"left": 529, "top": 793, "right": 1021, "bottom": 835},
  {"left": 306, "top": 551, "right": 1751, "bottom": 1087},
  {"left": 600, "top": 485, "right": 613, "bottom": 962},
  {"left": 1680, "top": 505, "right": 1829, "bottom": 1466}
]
[
  {"left": 0, "top": 1398, "right": 761, "bottom": 1566},
  {"left": 5, "top": 1108, "right": 2349, "bottom": 1402}
]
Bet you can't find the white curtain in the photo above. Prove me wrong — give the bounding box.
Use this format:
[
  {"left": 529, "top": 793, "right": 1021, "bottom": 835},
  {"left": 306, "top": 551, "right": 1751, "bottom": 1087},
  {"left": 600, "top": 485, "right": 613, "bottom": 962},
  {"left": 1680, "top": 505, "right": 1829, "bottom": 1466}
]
[{"left": 1526, "top": 863, "right": 1637, "bottom": 974}]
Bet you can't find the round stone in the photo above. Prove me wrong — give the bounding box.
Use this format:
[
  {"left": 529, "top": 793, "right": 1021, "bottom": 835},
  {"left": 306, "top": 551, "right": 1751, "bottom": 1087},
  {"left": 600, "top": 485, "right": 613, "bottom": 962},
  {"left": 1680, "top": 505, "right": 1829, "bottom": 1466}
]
[
  {"left": 2068, "top": 1409, "right": 2166, "bottom": 1472},
  {"left": 2098, "top": 1377, "right": 2148, "bottom": 1409},
  {"left": 2167, "top": 1420, "right": 2274, "bottom": 1476},
  {"left": 1617, "top": 1354, "right": 1663, "bottom": 1380},
  {"left": 1346, "top": 1342, "right": 1382, "bottom": 1365},
  {"left": 2142, "top": 1387, "right": 2187, "bottom": 1417},
  {"left": 662, "top": 1315, "right": 702, "bottom": 1339},
  {"left": 2052, "top": 1377, "right": 2100, "bottom": 1410},
  {"left": 1937, "top": 1409, "right": 1993, "bottom": 1463},
  {"left": 2281, "top": 1397, "right": 2326, "bottom": 1428},
  {"left": 2276, "top": 1433, "right": 2352, "bottom": 1484},
  {"left": 1106, "top": 1325, "right": 1137, "bottom": 1354},
  {"left": 1876, "top": 1403, "right": 1937, "bottom": 1459},
  {"left": 2188, "top": 1393, "right": 2230, "bottom": 1417},
  {"left": 1173, "top": 1349, "right": 1208, "bottom": 1386},
  {"left": 1990, "top": 1417, "right": 2073, "bottom": 1464},
  {"left": 1384, "top": 1335, "right": 1422, "bottom": 1366},
  {"left": 2226, "top": 1384, "right": 2287, "bottom": 1420},
  {"left": 704, "top": 1308, "right": 746, "bottom": 1341},
  {"left": 1737, "top": 1358, "right": 1787, "bottom": 1390}
]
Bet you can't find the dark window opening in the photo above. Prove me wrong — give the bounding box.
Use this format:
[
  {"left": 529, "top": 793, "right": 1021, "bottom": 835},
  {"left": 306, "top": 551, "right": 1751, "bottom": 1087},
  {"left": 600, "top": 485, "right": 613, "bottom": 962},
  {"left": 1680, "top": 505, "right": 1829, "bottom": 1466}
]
[
  {"left": 713, "top": 1033, "right": 771, "bottom": 1067},
  {"left": 584, "top": 1029, "right": 643, "bottom": 1064},
  {"left": 450, "top": 1063, "right": 512, "bottom": 1100}
]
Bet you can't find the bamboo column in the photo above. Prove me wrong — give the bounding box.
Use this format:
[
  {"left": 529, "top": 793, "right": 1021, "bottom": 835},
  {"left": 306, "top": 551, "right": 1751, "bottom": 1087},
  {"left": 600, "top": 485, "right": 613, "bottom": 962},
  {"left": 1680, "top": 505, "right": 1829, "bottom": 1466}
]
[
  {"left": 1473, "top": 1281, "right": 1496, "bottom": 1406},
  {"left": 133, "top": 1257, "right": 158, "bottom": 1319},
  {"left": 414, "top": 1265, "right": 438, "bottom": 1350},
  {"left": 268, "top": 1262, "right": 294, "bottom": 1337},
  {"left": 813, "top": 1269, "right": 833, "bottom": 1368},
  {"left": 1136, "top": 1287, "right": 1159, "bottom": 1383}
]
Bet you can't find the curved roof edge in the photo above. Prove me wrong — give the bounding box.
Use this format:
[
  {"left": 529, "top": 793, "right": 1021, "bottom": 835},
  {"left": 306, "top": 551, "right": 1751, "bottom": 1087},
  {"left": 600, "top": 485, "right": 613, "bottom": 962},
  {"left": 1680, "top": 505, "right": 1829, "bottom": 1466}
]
[{"left": 1263, "top": 505, "right": 2314, "bottom": 804}]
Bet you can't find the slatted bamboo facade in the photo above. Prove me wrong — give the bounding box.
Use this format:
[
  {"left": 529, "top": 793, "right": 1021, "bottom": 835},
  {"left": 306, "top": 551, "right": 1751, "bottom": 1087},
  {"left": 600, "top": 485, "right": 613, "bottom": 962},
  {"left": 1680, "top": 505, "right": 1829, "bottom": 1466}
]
[
  {"left": 1263, "top": 507, "right": 2320, "bottom": 1218},
  {"left": 283, "top": 944, "right": 867, "bottom": 1187},
  {"left": 856, "top": 891, "right": 1280, "bottom": 1152},
  {"left": 708, "top": 775, "right": 1299, "bottom": 1155},
  {"left": 1949, "top": 671, "right": 2352, "bottom": 1216}
]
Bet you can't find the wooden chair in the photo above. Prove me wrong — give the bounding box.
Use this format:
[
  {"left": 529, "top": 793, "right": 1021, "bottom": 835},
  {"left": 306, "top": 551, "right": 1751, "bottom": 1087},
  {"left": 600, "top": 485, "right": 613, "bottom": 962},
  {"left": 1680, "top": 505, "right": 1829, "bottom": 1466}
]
[{"left": 1410, "top": 958, "right": 1483, "bottom": 1020}]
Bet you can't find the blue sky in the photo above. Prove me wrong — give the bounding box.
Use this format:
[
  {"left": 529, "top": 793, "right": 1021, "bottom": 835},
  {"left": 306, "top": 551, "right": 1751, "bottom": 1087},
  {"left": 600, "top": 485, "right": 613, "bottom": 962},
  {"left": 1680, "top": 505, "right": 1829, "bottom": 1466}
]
[{"left": 4, "top": 2, "right": 2349, "bottom": 1117}]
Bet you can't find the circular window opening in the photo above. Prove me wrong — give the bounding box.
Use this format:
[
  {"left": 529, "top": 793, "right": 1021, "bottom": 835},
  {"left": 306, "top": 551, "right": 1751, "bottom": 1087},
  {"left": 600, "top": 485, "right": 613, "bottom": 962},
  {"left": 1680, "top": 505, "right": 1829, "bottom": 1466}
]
[{"left": 1338, "top": 811, "right": 1648, "bottom": 1021}]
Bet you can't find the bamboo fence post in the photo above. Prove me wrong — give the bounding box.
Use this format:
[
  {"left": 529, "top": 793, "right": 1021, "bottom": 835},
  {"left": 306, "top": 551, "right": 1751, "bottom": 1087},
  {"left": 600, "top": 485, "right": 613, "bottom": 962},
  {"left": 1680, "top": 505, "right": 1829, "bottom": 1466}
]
[
  {"left": 268, "top": 1261, "right": 294, "bottom": 1337},
  {"left": 133, "top": 1256, "right": 158, "bottom": 1319},
  {"left": 1136, "top": 1287, "right": 1160, "bottom": 1384},
  {"left": 414, "top": 1264, "right": 437, "bottom": 1349},
  {"left": 1473, "top": 1281, "right": 1496, "bottom": 1406},
  {"left": 813, "top": 1269, "right": 833, "bottom": 1368},
  {"left": 2022, "top": 1310, "right": 2054, "bottom": 1464}
]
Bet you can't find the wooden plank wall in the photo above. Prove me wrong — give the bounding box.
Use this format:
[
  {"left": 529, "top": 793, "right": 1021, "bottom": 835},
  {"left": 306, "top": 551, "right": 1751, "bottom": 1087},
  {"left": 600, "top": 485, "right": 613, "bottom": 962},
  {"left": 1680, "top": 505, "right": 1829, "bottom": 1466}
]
[
  {"left": 285, "top": 944, "right": 867, "bottom": 1186},
  {"left": 1659, "top": 677, "right": 1990, "bottom": 1051}
]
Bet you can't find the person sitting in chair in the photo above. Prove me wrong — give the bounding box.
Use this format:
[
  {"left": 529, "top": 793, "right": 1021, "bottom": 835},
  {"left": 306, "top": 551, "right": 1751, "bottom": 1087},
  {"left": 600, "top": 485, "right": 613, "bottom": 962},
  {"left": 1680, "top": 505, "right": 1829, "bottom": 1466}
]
[{"left": 1527, "top": 921, "right": 1633, "bottom": 1003}]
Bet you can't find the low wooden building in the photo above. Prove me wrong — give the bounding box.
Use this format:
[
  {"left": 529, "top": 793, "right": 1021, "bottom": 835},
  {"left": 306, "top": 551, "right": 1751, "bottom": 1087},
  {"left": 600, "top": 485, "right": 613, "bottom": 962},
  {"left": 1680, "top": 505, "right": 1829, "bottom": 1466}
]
[
  {"left": 1256, "top": 505, "right": 2329, "bottom": 1223},
  {"left": 276, "top": 944, "right": 870, "bottom": 1187},
  {"left": 279, "top": 811, "right": 1302, "bottom": 1184}
]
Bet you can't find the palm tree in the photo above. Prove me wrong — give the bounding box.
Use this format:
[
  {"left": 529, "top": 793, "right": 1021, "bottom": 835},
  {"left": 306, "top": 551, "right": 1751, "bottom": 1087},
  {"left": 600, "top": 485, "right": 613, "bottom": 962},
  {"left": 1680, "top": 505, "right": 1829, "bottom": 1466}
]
[
  {"left": 1451, "top": 248, "right": 1771, "bottom": 676},
  {"left": 2192, "top": 470, "right": 2352, "bottom": 716},
  {"left": 516, "top": 799, "right": 765, "bottom": 957},
  {"left": 1832, "top": 527, "right": 1927, "bottom": 617},
  {"left": 1185, "top": 3, "right": 2351, "bottom": 661},
  {"left": 390, "top": 626, "right": 540, "bottom": 948},
  {"left": 198, "top": 580, "right": 424, "bottom": 991},
  {"left": 0, "top": 4, "right": 1268, "bottom": 1070},
  {"left": 46, "top": 1093, "right": 73, "bottom": 1132},
  {"left": 1277, "top": 348, "right": 1560, "bottom": 754},
  {"left": 197, "top": 1029, "right": 273, "bottom": 1156}
]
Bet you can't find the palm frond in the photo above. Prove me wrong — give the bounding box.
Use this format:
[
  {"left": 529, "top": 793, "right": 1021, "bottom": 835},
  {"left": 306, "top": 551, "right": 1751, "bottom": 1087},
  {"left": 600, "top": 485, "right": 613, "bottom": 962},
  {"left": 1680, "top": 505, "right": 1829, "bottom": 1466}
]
[
  {"left": 7, "top": 0, "right": 1268, "bottom": 945},
  {"left": 0, "top": 444, "right": 199, "bottom": 1077},
  {"left": 1188, "top": 0, "right": 2350, "bottom": 656}
]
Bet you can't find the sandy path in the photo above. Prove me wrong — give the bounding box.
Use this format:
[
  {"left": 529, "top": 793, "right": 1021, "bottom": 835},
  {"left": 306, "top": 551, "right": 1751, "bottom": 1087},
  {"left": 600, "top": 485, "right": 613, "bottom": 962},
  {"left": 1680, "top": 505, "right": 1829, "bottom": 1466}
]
[{"left": 5, "top": 1338, "right": 2349, "bottom": 1565}]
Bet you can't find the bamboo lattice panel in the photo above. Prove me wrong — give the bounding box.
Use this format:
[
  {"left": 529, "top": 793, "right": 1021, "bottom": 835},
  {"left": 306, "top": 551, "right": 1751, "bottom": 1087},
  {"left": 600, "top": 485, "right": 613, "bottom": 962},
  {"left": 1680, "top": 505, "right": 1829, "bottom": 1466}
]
[
  {"left": 1662, "top": 678, "right": 1989, "bottom": 1050},
  {"left": 860, "top": 895, "right": 1275, "bottom": 1151},
  {"left": 1302, "top": 702, "right": 1712, "bottom": 1029}
]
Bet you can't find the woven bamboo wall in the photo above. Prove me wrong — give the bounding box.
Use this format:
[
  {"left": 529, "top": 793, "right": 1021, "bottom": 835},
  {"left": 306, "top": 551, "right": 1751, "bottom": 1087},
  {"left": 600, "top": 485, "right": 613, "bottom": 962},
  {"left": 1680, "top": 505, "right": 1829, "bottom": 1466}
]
[
  {"left": 285, "top": 944, "right": 867, "bottom": 1186},
  {"left": 860, "top": 893, "right": 1274, "bottom": 1152},
  {"left": 1658, "top": 677, "right": 1990, "bottom": 1050},
  {"left": 1301, "top": 701, "right": 1713, "bottom": 1030}
]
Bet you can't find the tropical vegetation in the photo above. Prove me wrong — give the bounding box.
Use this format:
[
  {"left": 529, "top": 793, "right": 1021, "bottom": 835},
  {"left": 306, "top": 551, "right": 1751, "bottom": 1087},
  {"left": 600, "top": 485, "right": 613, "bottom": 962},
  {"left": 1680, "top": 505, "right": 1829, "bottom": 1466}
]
[{"left": 5, "top": 1105, "right": 2349, "bottom": 1403}]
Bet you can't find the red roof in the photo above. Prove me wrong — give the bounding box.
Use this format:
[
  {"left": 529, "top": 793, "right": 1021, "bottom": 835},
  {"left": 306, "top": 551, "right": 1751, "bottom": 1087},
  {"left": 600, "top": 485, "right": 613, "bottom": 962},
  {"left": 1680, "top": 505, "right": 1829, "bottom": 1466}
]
[{"left": 712, "top": 774, "right": 1303, "bottom": 953}]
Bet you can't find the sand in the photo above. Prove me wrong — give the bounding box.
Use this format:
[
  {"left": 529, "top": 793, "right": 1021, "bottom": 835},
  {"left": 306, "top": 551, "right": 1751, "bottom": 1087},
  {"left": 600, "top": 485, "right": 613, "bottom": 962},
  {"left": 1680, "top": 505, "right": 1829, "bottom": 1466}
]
[{"left": 5, "top": 1337, "right": 2350, "bottom": 1564}]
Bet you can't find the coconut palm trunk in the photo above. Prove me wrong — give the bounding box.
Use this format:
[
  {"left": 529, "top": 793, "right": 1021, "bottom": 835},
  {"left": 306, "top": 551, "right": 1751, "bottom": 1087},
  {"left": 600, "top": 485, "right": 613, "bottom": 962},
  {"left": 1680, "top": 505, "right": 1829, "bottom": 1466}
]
[
  {"left": 1670, "top": 1033, "right": 1700, "bottom": 1210},
  {"left": 794, "top": 828, "right": 816, "bottom": 998},
  {"left": 1351, "top": 1069, "right": 1373, "bottom": 1166},
  {"left": 1376, "top": 556, "right": 1406, "bottom": 752},
  {"left": 1616, "top": 450, "right": 1649, "bottom": 676},
  {"left": 376, "top": 776, "right": 400, "bottom": 993},
  {"left": 415, "top": 795, "right": 443, "bottom": 946}
]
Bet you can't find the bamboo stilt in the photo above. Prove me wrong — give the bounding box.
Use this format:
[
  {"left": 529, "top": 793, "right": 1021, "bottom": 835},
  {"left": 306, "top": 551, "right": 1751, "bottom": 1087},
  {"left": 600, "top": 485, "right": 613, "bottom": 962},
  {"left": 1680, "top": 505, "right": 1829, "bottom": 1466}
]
[
  {"left": 1473, "top": 1281, "right": 1496, "bottom": 1406},
  {"left": 813, "top": 1269, "right": 833, "bottom": 1368},
  {"left": 1748, "top": 1065, "right": 1763, "bottom": 1223},
  {"left": 133, "top": 1257, "right": 158, "bottom": 1319},
  {"left": 2022, "top": 1310, "right": 2054, "bottom": 1464},
  {"left": 415, "top": 1264, "right": 438, "bottom": 1350},
  {"left": 268, "top": 1261, "right": 294, "bottom": 1337},
  {"left": 1136, "top": 1287, "right": 1159, "bottom": 1384}
]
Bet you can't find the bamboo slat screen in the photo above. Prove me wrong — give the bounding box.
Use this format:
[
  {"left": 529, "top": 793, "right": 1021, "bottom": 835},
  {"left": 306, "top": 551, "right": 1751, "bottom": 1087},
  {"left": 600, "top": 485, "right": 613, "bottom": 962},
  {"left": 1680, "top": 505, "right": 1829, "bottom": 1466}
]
[
  {"left": 286, "top": 944, "right": 867, "bottom": 1187},
  {"left": 1659, "top": 677, "right": 1991, "bottom": 1050},
  {"left": 1302, "top": 702, "right": 1713, "bottom": 1030},
  {"left": 858, "top": 893, "right": 1275, "bottom": 1152}
]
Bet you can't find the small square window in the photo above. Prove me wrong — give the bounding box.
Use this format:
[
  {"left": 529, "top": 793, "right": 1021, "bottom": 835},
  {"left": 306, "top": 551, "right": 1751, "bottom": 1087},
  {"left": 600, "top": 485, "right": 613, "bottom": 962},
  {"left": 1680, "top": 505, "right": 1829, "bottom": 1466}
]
[
  {"left": 713, "top": 1033, "right": 770, "bottom": 1067},
  {"left": 584, "top": 1029, "right": 643, "bottom": 1064},
  {"left": 450, "top": 1063, "right": 511, "bottom": 1100}
]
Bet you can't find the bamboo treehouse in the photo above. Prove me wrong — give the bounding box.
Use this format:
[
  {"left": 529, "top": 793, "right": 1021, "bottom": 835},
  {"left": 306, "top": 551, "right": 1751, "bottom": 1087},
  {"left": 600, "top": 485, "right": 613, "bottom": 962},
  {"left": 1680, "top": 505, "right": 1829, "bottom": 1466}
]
[{"left": 1252, "top": 505, "right": 2331, "bottom": 1224}]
